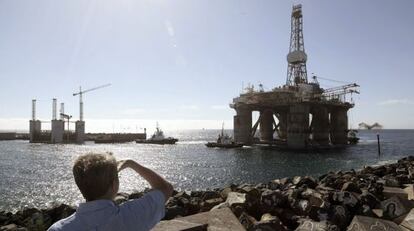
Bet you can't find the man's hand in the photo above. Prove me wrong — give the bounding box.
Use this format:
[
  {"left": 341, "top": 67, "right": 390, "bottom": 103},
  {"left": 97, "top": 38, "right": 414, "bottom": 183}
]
[
  {"left": 117, "top": 159, "right": 131, "bottom": 172},
  {"left": 116, "top": 159, "right": 173, "bottom": 201}
]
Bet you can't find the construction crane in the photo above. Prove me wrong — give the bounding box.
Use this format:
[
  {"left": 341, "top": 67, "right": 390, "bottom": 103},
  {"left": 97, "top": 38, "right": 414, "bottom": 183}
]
[
  {"left": 311, "top": 76, "right": 360, "bottom": 103},
  {"left": 73, "top": 84, "right": 111, "bottom": 121},
  {"left": 60, "top": 113, "right": 73, "bottom": 142}
]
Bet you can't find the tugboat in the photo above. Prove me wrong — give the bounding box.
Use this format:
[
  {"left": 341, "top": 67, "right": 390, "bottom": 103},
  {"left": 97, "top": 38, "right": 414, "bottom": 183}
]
[
  {"left": 205, "top": 123, "right": 243, "bottom": 148},
  {"left": 136, "top": 123, "right": 178, "bottom": 145},
  {"left": 347, "top": 129, "right": 360, "bottom": 144}
]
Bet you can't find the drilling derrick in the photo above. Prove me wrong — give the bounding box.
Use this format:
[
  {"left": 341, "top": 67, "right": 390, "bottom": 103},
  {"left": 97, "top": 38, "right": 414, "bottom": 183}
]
[{"left": 286, "top": 4, "right": 308, "bottom": 86}]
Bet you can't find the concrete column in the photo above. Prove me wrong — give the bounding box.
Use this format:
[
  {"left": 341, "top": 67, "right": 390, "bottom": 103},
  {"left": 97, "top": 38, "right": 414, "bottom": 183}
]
[
  {"left": 29, "top": 120, "right": 41, "bottom": 143},
  {"left": 75, "top": 121, "right": 85, "bottom": 144},
  {"left": 287, "top": 104, "right": 310, "bottom": 149},
  {"left": 260, "top": 110, "right": 274, "bottom": 142},
  {"left": 311, "top": 106, "right": 330, "bottom": 145},
  {"left": 276, "top": 112, "right": 288, "bottom": 140},
  {"left": 330, "top": 108, "right": 348, "bottom": 145},
  {"left": 233, "top": 107, "right": 252, "bottom": 144},
  {"left": 51, "top": 120, "right": 64, "bottom": 143}
]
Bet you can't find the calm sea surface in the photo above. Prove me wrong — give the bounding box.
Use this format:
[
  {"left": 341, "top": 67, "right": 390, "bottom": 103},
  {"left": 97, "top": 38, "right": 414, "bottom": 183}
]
[{"left": 1, "top": 129, "right": 413, "bottom": 212}]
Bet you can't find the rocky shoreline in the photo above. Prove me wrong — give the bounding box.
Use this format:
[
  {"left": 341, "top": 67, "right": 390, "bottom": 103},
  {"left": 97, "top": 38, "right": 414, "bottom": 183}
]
[{"left": 3, "top": 156, "right": 414, "bottom": 230}]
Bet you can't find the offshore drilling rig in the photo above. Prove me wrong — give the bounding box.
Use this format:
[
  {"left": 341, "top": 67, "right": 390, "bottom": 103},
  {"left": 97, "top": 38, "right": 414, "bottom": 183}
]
[{"left": 230, "top": 4, "right": 359, "bottom": 149}]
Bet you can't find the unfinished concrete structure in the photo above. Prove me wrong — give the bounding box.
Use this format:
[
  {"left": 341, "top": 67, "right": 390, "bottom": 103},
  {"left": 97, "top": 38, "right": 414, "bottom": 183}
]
[
  {"left": 29, "top": 98, "right": 85, "bottom": 144},
  {"left": 29, "top": 84, "right": 112, "bottom": 144},
  {"left": 231, "top": 4, "right": 359, "bottom": 149}
]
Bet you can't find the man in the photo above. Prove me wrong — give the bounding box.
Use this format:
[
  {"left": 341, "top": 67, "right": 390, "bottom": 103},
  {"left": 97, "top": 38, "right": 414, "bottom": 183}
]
[{"left": 48, "top": 153, "right": 173, "bottom": 231}]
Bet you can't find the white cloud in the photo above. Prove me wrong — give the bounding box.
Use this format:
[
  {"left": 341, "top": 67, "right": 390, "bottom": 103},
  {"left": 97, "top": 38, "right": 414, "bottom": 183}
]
[
  {"left": 377, "top": 99, "right": 414, "bottom": 106},
  {"left": 211, "top": 105, "right": 228, "bottom": 110}
]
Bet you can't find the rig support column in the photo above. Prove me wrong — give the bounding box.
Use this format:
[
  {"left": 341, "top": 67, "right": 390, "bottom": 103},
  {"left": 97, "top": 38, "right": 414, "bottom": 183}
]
[
  {"left": 233, "top": 106, "right": 252, "bottom": 144},
  {"left": 311, "top": 106, "right": 330, "bottom": 145},
  {"left": 287, "top": 104, "right": 310, "bottom": 149},
  {"left": 276, "top": 111, "right": 288, "bottom": 140},
  {"left": 260, "top": 110, "right": 274, "bottom": 142},
  {"left": 330, "top": 108, "right": 348, "bottom": 145},
  {"left": 75, "top": 121, "right": 85, "bottom": 144}
]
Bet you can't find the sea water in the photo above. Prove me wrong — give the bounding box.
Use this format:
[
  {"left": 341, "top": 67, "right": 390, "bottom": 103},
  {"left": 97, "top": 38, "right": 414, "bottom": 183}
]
[{"left": 0, "top": 129, "right": 413, "bottom": 212}]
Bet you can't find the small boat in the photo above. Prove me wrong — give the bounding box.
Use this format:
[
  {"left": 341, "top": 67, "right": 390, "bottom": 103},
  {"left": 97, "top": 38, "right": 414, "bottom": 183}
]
[
  {"left": 206, "top": 123, "right": 243, "bottom": 148},
  {"left": 136, "top": 123, "right": 178, "bottom": 145},
  {"left": 348, "top": 129, "right": 360, "bottom": 144}
]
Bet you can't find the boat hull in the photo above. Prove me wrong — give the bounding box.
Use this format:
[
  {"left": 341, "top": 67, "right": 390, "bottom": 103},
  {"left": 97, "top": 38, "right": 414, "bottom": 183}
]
[
  {"left": 136, "top": 139, "right": 178, "bottom": 145},
  {"left": 205, "top": 142, "right": 243, "bottom": 148},
  {"left": 348, "top": 137, "right": 360, "bottom": 144}
]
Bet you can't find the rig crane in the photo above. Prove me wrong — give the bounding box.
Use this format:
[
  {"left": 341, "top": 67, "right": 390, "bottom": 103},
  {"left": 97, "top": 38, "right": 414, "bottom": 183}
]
[
  {"left": 73, "top": 84, "right": 111, "bottom": 121},
  {"left": 312, "top": 76, "right": 360, "bottom": 103}
]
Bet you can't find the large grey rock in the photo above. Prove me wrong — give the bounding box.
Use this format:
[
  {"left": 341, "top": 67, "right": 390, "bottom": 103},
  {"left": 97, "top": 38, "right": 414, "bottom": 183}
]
[
  {"left": 342, "top": 182, "right": 362, "bottom": 194},
  {"left": 332, "top": 191, "right": 359, "bottom": 208},
  {"left": 329, "top": 205, "right": 350, "bottom": 230},
  {"left": 152, "top": 208, "right": 245, "bottom": 231},
  {"left": 225, "top": 192, "right": 246, "bottom": 207},
  {"left": 200, "top": 198, "right": 223, "bottom": 212},
  {"left": 0, "top": 224, "right": 17, "bottom": 231},
  {"left": 152, "top": 220, "right": 207, "bottom": 231},
  {"left": 347, "top": 215, "right": 402, "bottom": 231},
  {"left": 295, "top": 219, "right": 337, "bottom": 231},
  {"left": 400, "top": 208, "right": 414, "bottom": 230},
  {"left": 210, "top": 192, "right": 246, "bottom": 212},
  {"left": 293, "top": 176, "right": 318, "bottom": 189},
  {"left": 252, "top": 213, "right": 287, "bottom": 231},
  {"left": 260, "top": 189, "right": 285, "bottom": 212},
  {"left": 383, "top": 187, "right": 410, "bottom": 200},
  {"left": 381, "top": 196, "right": 412, "bottom": 219}
]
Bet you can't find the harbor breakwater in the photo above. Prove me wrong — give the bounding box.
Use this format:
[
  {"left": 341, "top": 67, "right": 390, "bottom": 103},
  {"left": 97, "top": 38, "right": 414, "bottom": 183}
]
[{"left": 2, "top": 156, "right": 414, "bottom": 230}]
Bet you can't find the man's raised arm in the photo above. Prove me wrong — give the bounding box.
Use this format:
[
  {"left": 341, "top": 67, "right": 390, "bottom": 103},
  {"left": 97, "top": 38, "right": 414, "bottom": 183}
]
[{"left": 118, "top": 160, "right": 173, "bottom": 201}]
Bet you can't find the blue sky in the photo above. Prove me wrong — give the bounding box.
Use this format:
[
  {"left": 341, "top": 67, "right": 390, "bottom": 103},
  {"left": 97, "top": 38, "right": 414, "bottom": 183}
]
[{"left": 0, "top": 0, "right": 413, "bottom": 132}]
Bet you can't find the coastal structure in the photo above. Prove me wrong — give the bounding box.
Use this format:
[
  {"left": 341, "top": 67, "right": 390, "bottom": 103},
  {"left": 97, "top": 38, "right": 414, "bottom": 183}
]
[
  {"left": 29, "top": 84, "right": 111, "bottom": 144},
  {"left": 28, "top": 84, "right": 147, "bottom": 144},
  {"left": 230, "top": 4, "right": 359, "bottom": 149},
  {"left": 29, "top": 98, "right": 84, "bottom": 144}
]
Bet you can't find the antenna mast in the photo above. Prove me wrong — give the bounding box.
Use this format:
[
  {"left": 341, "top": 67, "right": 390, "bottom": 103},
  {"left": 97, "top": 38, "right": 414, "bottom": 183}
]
[{"left": 286, "top": 4, "right": 308, "bottom": 86}]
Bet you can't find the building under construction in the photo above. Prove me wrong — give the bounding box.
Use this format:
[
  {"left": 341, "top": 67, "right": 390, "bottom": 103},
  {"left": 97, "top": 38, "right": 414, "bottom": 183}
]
[
  {"left": 230, "top": 5, "right": 359, "bottom": 149},
  {"left": 29, "top": 84, "right": 146, "bottom": 144},
  {"left": 29, "top": 98, "right": 85, "bottom": 144},
  {"left": 29, "top": 84, "right": 110, "bottom": 144}
]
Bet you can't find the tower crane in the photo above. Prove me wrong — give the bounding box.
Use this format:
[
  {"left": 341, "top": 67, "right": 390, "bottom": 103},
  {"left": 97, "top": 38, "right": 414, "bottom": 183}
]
[{"left": 73, "top": 84, "right": 111, "bottom": 121}]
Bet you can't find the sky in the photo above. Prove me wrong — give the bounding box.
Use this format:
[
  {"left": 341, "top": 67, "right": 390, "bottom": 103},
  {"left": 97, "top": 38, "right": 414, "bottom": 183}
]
[{"left": 0, "top": 0, "right": 414, "bottom": 132}]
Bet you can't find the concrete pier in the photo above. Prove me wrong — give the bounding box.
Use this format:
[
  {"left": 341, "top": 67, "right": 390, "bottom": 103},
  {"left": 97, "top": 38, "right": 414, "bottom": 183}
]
[
  {"left": 29, "top": 120, "right": 41, "bottom": 143},
  {"left": 75, "top": 121, "right": 85, "bottom": 144},
  {"left": 51, "top": 120, "right": 64, "bottom": 143}
]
